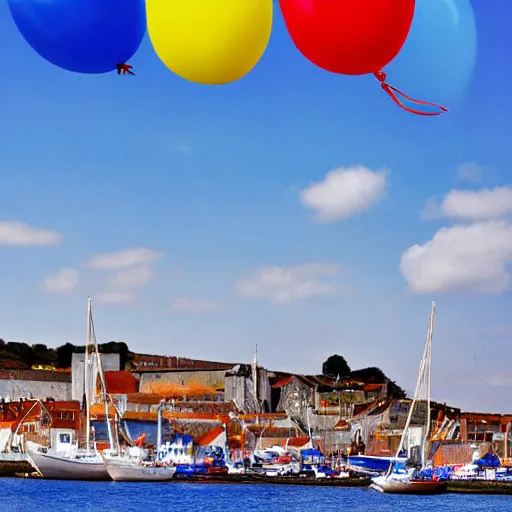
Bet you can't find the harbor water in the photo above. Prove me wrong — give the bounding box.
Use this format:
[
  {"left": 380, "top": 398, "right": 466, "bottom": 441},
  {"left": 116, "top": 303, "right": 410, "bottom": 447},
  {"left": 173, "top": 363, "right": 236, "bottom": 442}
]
[{"left": 3, "top": 479, "right": 509, "bottom": 512}]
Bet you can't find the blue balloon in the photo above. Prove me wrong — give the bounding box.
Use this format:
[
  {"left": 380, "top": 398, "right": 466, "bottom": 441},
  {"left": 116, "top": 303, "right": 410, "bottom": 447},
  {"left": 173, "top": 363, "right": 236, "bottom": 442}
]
[
  {"left": 8, "top": 0, "right": 147, "bottom": 74},
  {"left": 385, "top": 0, "right": 477, "bottom": 107}
]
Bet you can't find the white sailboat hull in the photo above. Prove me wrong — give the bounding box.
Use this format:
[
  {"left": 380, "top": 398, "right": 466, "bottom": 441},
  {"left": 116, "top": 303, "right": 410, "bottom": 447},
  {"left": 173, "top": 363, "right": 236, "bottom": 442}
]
[
  {"left": 27, "top": 447, "right": 110, "bottom": 480},
  {"left": 103, "top": 456, "right": 177, "bottom": 482},
  {"left": 371, "top": 475, "right": 447, "bottom": 494}
]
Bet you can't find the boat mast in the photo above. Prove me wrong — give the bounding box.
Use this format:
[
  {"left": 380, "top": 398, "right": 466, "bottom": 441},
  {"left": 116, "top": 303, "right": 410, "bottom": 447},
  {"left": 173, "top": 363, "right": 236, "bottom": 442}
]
[
  {"left": 394, "top": 301, "right": 436, "bottom": 465},
  {"left": 421, "top": 301, "right": 435, "bottom": 469},
  {"left": 157, "top": 399, "right": 164, "bottom": 457},
  {"left": 85, "top": 297, "right": 91, "bottom": 455},
  {"left": 90, "top": 298, "right": 114, "bottom": 452},
  {"left": 252, "top": 344, "right": 259, "bottom": 413}
]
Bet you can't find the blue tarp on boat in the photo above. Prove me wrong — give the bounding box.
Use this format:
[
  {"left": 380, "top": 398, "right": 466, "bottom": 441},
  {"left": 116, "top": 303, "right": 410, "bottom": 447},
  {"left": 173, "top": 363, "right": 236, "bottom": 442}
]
[
  {"left": 348, "top": 455, "right": 407, "bottom": 474},
  {"left": 474, "top": 452, "right": 501, "bottom": 468}
]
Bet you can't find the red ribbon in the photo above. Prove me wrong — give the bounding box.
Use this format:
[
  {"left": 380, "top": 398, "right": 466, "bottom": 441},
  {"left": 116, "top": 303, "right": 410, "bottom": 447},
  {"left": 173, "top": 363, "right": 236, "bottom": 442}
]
[{"left": 374, "top": 71, "right": 447, "bottom": 116}]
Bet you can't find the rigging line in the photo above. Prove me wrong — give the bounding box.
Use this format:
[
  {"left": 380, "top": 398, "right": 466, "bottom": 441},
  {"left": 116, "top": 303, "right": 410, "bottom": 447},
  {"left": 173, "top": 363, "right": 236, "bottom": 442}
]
[{"left": 89, "top": 304, "right": 114, "bottom": 450}]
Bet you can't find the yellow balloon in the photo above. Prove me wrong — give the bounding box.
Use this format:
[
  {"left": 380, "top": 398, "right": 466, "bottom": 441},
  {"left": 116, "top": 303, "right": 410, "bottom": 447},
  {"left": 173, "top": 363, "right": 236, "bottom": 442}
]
[{"left": 147, "top": 0, "right": 273, "bottom": 85}]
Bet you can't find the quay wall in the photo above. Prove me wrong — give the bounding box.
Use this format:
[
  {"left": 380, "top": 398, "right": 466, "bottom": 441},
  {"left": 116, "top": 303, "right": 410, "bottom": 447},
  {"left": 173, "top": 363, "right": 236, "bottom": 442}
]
[{"left": 0, "top": 453, "right": 32, "bottom": 477}]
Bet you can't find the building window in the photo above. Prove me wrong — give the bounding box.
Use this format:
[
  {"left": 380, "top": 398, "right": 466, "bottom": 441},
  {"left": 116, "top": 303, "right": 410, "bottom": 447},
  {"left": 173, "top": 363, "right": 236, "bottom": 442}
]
[{"left": 59, "top": 411, "right": 74, "bottom": 421}]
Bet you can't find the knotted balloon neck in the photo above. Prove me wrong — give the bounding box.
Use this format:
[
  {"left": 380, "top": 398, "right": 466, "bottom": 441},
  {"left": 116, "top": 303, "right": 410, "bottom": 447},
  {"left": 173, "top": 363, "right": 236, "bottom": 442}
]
[
  {"left": 117, "top": 63, "right": 135, "bottom": 76},
  {"left": 373, "top": 71, "right": 447, "bottom": 116}
]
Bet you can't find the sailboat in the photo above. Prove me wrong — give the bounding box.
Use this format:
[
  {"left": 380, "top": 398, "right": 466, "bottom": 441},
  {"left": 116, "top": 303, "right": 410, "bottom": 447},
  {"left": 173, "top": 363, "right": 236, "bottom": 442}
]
[
  {"left": 101, "top": 399, "right": 177, "bottom": 481},
  {"left": 27, "top": 298, "right": 111, "bottom": 480},
  {"left": 370, "top": 302, "right": 447, "bottom": 495}
]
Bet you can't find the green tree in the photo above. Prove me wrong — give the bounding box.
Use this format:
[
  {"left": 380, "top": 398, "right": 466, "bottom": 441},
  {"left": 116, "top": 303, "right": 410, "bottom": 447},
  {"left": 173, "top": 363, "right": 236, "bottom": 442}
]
[
  {"left": 6, "top": 342, "right": 34, "bottom": 367},
  {"left": 322, "top": 354, "right": 351, "bottom": 379},
  {"left": 32, "top": 344, "right": 52, "bottom": 364},
  {"left": 99, "top": 341, "right": 132, "bottom": 369},
  {"left": 349, "top": 366, "right": 386, "bottom": 383},
  {"left": 56, "top": 342, "right": 76, "bottom": 368}
]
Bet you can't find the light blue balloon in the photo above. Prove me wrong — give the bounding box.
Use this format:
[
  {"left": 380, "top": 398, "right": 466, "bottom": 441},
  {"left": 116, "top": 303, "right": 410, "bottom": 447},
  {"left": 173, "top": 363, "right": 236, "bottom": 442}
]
[
  {"left": 8, "top": 0, "right": 147, "bottom": 74},
  {"left": 385, "top": 0, "right": 477, "bottom": 107}
]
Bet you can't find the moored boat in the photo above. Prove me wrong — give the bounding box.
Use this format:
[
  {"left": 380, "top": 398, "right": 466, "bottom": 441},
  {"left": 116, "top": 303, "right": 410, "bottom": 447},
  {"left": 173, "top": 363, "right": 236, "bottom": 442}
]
[
  {"left": 102, "top": 449, "right": 176, "bottom": 482},
  {"left": 348, "top": 454, "right": 406, "bottom": 475},
  {"left": 27, "top": 443, "right": 109, "bottom": 480},
  {"left": 370, "top": 302, "right": 446, "bottom": 495},
  {"left": 371, "top": 472, "right": 447, "bottom": 494},
  {"left": 26, "top": 298, "right": 113, "bottom": 481}
]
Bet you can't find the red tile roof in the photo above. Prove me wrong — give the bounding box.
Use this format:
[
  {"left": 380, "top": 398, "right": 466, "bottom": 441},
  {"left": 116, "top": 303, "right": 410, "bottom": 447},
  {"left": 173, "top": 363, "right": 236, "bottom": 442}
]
[
  {"left": 124, "top": 393, "right": 162, "bottom": 404},
  {"left": 271, "top": 376, "right": 294, "bottom": 388},
  {"left": 133, "top": 354, "right": 236, "bottom": 371},
  {"left": 287, "top": 437, "right": 310, "bottom": 447},
  {"left": 364, "top": 383, "right": 383, "bottom": 392},
  {"left": 0, "top": 400, "right": 81, "bottom": 431},
  {"left": 103, "top": 371, "right": 138, "bottom": 394}
]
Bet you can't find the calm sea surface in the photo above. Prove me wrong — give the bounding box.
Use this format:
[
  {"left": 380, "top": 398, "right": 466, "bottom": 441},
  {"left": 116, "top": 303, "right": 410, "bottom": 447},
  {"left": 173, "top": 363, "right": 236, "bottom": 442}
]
[{"left": 2, "top": 478, "right": 509, "bottom": 512}]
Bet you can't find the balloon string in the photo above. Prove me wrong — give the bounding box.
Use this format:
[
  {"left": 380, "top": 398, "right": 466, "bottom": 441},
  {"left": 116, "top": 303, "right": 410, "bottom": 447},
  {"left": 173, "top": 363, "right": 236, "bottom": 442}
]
[{"left": 373, "top": 71, "right": 447, "bottom": 116}]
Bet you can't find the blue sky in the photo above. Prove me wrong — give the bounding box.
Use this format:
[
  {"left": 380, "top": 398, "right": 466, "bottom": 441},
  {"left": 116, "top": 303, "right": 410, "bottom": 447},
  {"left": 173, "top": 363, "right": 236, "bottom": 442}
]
[{"left": 0, "top": 1, "right": 510, "bottom": 412}]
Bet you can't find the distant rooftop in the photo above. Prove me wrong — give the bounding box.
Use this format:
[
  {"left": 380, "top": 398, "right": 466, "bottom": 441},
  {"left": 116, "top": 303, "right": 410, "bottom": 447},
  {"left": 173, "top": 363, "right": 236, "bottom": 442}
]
[
  {"left": 0, "top": 369, "right": 71, "bottom": 383},
  {"left": 132, "top": 353, "right": 236, "bottom": 371}
]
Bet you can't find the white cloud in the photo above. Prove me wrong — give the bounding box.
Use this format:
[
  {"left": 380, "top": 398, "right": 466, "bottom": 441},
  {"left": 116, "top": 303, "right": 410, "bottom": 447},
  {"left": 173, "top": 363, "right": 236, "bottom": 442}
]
[
  {"left": 97, "top": 291, "right": 135, "bottom": 305},
  {"left": 235, "top": 263, "right": 341, "bottom": 303},
  {"left": 0, "top": 221, "right": 61, "bottom": 247},
  {"left": 456, "top": 162, "right": 483, "bottom": 183},
  {"left": 87, "top": 247, "right": 163, "bottom": 304},
  {"left": 42, "top": 268, "right": 79, "bottom": 293},
  {"left": 86, "top": 248, "right": 162, "bottom": 270},
  {"left": 106, "top": 266, "right": 153, "bottom": 289},
  {"left": 299, "top": 165, "right": 388, "bottom": 222},
  {"left": 169, "top": 297, "right": 220, "bottom": 314},
  {"left": 440, "top": 186, "right": 512, "bottom": 221},
  {"left": 400, "top": 220, "right": 512, "bottom": 294}
]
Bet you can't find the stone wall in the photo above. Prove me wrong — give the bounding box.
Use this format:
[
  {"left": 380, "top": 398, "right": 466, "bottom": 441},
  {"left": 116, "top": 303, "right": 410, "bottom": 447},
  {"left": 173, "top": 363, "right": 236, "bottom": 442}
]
[
  {"left": 257, "top": 369, "right": 272, "bottom": 412},
  {"left": 224, "top": 366, "right": 273, "bottom": 414},
  {"left": 0, "top": 378, "right": 71, "bottom": 401},
  {"left": 135, "top": 369, "right": 227, "bottom": 394},
  {"left": 277, "top": 377, "right": 315, "bottom": 425},
  {"left": 224, "top": 374, "right": 248, "bottom": 412}
]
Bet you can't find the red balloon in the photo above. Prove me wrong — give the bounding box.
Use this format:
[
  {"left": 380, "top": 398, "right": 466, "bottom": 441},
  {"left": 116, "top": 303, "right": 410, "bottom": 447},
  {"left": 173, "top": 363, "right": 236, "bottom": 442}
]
[
  {"left": 279, "top": 0, "right": 415, "bottom": 76},
  {"left": 279, "top": 0, "right": 448, "bottom": 116}
]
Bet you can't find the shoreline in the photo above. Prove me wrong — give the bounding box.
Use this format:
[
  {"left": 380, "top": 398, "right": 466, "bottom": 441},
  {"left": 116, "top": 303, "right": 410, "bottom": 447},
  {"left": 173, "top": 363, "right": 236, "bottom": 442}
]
[{"left": 7, "top": 471, "right": 512, "bottom": 495}]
